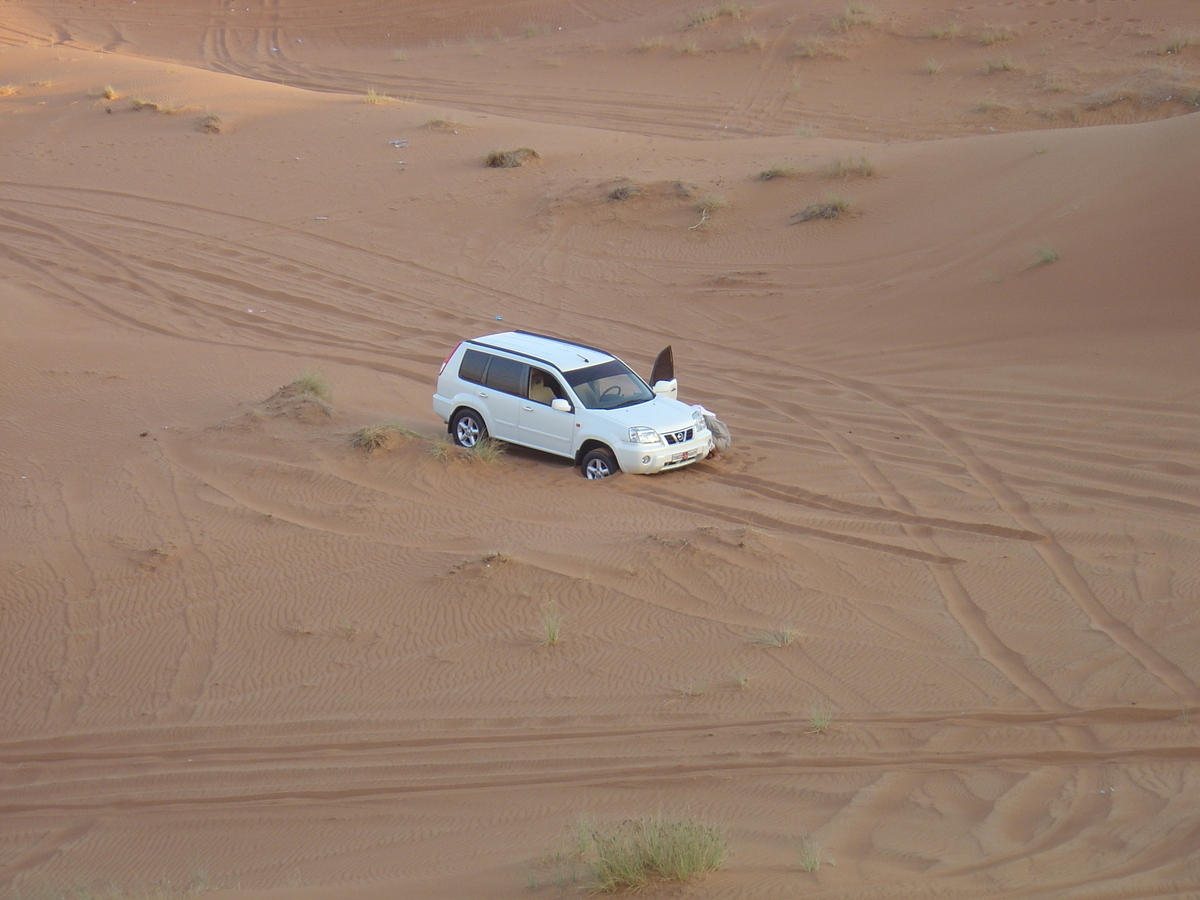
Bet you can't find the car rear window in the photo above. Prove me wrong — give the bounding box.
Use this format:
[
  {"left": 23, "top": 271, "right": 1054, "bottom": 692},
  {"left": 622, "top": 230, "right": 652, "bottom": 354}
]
[
  {"left": 459, "top": 349, "right": 489, "bottom": 385},
  {"left": 484, "top": 354, "right": 528, "bottom": 395}
]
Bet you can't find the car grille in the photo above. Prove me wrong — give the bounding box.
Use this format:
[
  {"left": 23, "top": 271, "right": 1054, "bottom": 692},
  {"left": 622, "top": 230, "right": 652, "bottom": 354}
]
[{"left": 663, "top": 427, "right": 693, "bottom": 445}]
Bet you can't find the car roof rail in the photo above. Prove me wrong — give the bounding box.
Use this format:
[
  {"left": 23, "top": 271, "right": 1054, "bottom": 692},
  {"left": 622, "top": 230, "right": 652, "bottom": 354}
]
[{"left": 514, "top": 330, "right": 610, "bottom": 358}]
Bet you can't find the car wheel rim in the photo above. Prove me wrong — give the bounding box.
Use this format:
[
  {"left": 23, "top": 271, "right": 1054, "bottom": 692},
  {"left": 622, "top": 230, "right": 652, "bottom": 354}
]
[
  {"left": 456, "top": 419, "right": 479, "bottom": 447},
  {"left": 586, "top": 458, "right": 611, "bottom": 479}
]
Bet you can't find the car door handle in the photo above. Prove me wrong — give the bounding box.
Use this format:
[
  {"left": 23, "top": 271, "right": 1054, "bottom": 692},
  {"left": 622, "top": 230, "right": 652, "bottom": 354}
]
[
  {"left": 477, "top": 390, "right": 488, "bottom": 398},
  {"left": 522, "top": 405, "right": 534, "bottom": 411}
]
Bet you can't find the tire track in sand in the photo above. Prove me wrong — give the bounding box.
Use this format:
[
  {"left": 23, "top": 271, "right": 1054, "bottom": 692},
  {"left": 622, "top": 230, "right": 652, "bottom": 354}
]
[{"left": 822, "top": 370, "right": 1200, "bottom": 705}]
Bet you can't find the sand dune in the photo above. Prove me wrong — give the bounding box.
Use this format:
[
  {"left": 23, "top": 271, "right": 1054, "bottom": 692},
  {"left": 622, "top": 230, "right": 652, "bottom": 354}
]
[{"left": 2, "top": 0, "right": 1199, "bottom": 897}]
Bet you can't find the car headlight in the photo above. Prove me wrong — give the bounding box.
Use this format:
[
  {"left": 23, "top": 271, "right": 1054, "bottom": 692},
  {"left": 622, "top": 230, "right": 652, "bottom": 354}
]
[
  {"left": 628, "top": 426, "right": 663, "bottom": 444},
  {"left": 692, "top": 410, "right": 707, "bottom": 428}
]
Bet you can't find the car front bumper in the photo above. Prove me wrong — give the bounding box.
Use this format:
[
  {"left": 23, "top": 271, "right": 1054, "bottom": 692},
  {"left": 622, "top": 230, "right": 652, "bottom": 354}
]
[{"left": 615, "top": 432, "right": 714, "bottom": 475}]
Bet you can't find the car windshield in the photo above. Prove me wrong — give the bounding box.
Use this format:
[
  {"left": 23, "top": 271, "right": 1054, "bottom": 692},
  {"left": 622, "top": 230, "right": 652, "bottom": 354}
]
[{"left": 564, "top": 359, "right": 655, "bottom": 410}]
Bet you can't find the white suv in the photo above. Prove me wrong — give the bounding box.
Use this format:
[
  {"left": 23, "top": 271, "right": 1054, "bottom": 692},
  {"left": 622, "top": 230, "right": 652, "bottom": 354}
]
[{"left": 433, "top": 331, "right": 713, "bottom": 478}]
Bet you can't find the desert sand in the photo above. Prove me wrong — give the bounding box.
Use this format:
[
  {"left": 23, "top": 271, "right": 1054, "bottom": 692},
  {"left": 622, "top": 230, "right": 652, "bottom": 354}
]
[{"left": 2, "top": 0, "right": 1200, "bottom": 897}]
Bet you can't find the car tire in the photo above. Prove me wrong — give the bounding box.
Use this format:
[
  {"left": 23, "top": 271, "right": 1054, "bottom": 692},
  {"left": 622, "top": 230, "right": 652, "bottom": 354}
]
[
  {"left": 581, "top": 447, "right": 619, "bottom": 480},
  {"left": 451, "top": 409, "right": 487, "bottom": 449}
]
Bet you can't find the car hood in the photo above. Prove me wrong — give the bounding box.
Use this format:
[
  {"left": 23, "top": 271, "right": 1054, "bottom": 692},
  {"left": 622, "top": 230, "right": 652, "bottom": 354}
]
[{"left": 592, "top": 395, "right": 697, "bottom": 434}]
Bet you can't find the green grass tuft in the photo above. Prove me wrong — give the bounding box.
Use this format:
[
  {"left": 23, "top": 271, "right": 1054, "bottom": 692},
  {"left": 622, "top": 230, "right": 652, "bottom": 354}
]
[
  {"left": 751, "top": 626, "right": 797, "bottom": 647},
  {"left": 1031, "top": 246, "right": 1060, "bottom": 266},
  {"left": 806, "top": 708, "right": 833, "bottom": 734},
  {"left": 536, "top": 608, "right": 563, "bottom": 646},
  {"left": 796, "top": 837, "right": 828, "bottom": 871},
  {"left": 351, "top": 422, "right": 421, "bottom": 451},
  {"left": 582, "top": 813, "right": 728, "bottom": 891},
  {"left": 291, "top": 370, "right": 331, "bottom": 400},
  {"left": 465, "top": 436, "right": 506, "bottom": 464}
]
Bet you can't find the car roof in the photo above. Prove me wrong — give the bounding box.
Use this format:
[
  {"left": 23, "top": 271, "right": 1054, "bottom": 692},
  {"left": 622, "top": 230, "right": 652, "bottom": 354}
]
[{"left": 467, "top": 331, "right": 617, "bottom": 373}]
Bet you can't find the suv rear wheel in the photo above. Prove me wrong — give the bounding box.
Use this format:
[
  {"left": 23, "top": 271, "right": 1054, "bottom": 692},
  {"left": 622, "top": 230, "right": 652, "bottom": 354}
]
[
  {"left": 451, "top": 409, "right": 487, "bottom": 448},
  {"left": 581, "top": 447, "right": 619, "bottom": 480}
]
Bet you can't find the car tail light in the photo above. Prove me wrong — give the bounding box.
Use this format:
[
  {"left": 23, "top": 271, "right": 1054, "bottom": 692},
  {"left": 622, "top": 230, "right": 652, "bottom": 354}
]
[{"left": 439, "top": 342, "right": 461, "bottom": 376}]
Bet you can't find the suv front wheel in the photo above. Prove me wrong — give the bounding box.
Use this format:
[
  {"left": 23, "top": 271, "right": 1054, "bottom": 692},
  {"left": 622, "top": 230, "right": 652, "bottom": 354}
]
[
  {"left": 581, "top": 447, "right": 619, "bottom": 480},
  {"left": 451, "top": 409, "right": 488, "bottom": 448}
]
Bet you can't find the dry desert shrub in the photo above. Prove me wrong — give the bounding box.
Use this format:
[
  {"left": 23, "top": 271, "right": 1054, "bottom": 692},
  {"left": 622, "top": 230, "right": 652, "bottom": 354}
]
[
  {"left": 429, "top": 436, "right": 456, "bottom": 461},
  {"left": 1157, "top": 33, "right": 1194, "bottom": 56},
  {"left": 792, "top": 37, "right": 847, "bottom": 59},
  {"left": 196, "top": 113, "right": 221, "bottom": 133},
  {"left": 633, "top": 35, "right": 666, "bottom": 51},
  {"left": 363, "top": 87, "right": 397, "bottom": 104},
  {"left": 975, "top": 23, "right": 1016, "bottom": 45},
  {"left": 675, "top": 38, "right": 701, "bottom": 54},
  {"left": 732, "top": 30, "right": 765, "bottom": 50},
  {"left": 984, "top": 56, "right": 1016, "bottom": 73},
  {"left": 485, "top": 147, "right": 539, "bottom": 167},
  {"left": 831, "top": 3, "right": 876, "bottom": 32},
  {"left": 692, "top": 192, "right": 728, "bottom": 214},
  {"left": 926, "top": 22, "right": 960, "bottom": 40},
  {"left": 425, "top": 115, "right": 463, "bottom": 130},
  {"left": 790, "top": 194, "right": 851, "bottom": 223},
  {"left": 0, "top": 84, "right": 15, "bottom": 96},
  {"left": 924, "top": 58, "right": 942, "bottom": 74},
  {"left": 972, "top": 97, "right": 1011, "bottom": 114},
  {"left": 756, "top": 162, "right": 798, "bottom": 181},
  {"left": 826, "top": 155, "right": 875, "bottom": 178},
  {"left": 687, "top": 4, "right": 749, "bottom": 28},
  {"left": 607, "top": 182, "right": 643, "bottom": 200}
]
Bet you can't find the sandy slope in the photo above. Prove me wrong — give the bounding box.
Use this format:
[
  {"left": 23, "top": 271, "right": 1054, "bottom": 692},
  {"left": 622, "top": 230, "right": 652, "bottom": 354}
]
[{"left": 2, "top": 1, "right": 1199, "bottom": 898}]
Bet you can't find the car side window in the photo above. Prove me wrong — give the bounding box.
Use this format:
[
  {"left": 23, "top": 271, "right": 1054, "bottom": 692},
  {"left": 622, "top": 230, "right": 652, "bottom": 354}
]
[
  {"left": 484, "top": 355, "right": 528, "bottom": 395},
  {"left": 459, "top": 349, "right": 489, "bottom": 385},
  {"left": 528, "top": 368, "right": 568, "bottom": 406}
]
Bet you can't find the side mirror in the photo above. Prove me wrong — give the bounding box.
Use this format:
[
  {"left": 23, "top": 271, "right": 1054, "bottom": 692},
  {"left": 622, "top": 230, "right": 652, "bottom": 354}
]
[
  {"left": 551, "top": 398, "right": 571, "bottom": 412},
  {"left": 652, "top": 378, "right": 678, "bottom": 400}
]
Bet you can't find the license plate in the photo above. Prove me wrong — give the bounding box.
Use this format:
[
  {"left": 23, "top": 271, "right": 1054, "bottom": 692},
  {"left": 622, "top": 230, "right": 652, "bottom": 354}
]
[{"left": 672, "top": 448, "right": 699, "bottom": 463}]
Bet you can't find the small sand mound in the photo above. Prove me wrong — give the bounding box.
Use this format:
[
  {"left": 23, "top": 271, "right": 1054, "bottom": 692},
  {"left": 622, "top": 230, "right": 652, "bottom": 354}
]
[{"left": 260, "top": 383, "right": 333, "bottom": 422}]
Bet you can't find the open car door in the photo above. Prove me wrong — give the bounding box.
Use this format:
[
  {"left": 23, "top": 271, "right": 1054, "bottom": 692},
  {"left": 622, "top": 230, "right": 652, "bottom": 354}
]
[{"left": 649, "top": 346, "right": 677, "bottom": 399}]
